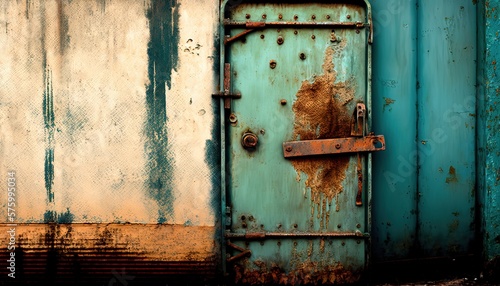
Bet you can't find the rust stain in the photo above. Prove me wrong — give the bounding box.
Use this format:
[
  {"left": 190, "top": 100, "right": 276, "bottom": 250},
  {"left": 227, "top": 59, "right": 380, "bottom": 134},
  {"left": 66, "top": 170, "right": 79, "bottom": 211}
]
[
  {"left": 383, "top": 97, "right": 396, "bottom": 112},
  {"left": 446, "top": 165, "right": 459, "bottom": 183},
  {"left": 0, "top": 224, "right": 216, "bottom": 277},
  {"left": 233, "top": 260, "right": 360, "bottom": 285},
  {"left": 291, "top": 45, "right": 353, "bottom": 224}
]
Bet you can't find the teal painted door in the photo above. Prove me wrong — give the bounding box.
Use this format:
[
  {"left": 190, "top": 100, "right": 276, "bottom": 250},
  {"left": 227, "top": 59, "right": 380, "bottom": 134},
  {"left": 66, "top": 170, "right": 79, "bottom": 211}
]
[
  {"left": 220, "top": 1, "right": 377, "bottom": 283},
  {"left": 371, "top": 0, "right": 477, "bottom": 260}
]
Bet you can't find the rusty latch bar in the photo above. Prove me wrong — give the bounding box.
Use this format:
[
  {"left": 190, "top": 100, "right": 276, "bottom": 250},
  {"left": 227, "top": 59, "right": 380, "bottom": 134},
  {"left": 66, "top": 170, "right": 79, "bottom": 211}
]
[
  {"left": 282, "top": 135, "right": 385, "bottom": 158},
  {"left": 226, "top": 230, "right": 369, "bottom": 239},
  {"left": 212, "top": 63, "right": 241, "bottom": 109},
  {"left": 223, "top": 20, "right": 370, "bottom": 45},
  {"left": 226, "top": 241, "right": 251, "bottom": 263}
]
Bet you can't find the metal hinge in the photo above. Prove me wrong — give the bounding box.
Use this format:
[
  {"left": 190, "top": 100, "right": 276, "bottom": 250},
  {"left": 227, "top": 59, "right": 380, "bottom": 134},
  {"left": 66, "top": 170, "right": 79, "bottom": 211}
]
[{"left": 212, "top": 63, "right": 241, "bottom": 109}]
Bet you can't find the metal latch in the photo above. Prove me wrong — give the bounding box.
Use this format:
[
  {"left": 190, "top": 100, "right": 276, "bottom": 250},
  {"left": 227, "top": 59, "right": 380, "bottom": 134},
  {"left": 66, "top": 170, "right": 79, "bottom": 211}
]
[{"left": 282, "top": 103, "right": 385, "bottom": 206}]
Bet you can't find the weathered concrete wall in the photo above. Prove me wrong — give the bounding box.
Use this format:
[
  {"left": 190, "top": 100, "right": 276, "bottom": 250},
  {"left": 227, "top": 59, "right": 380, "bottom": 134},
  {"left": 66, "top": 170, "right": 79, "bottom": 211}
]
[
  {"left": 478, "top": 0, "right": 500, "bottom": 263},
  {"left": 0, "top": 0, "right": 219, "bottom": 225},
  {"left": 0, "top": 0, "right": 220, "bottom": 278}
]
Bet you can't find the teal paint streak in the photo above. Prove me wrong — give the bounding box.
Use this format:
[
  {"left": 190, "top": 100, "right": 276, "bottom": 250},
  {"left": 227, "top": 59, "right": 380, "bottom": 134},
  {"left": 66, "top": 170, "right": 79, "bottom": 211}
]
[
  {"left": 478, "top": 0, "right": 500, "bottom": 260},
  {"left": 43, "top": 55, "right": 55, "bottom": 204},
  {"left": 44, "top": 209, "right": 75, "bottom": 223},
  {"left": 144, "top": 0, "right": 179, "bottom": 223}
]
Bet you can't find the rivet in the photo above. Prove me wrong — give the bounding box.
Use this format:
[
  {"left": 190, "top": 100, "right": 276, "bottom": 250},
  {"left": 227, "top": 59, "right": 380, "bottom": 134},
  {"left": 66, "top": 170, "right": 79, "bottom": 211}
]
[
  {"left": 356, "top": 30, "right": 360, "bottom": 34},
  {"left": 357, "top": 223, "right": 361, "bottom": 228},
  {"left": 357, "top": 240, "right": 361, "bottom": 244},
  {"left": 262, "top": 14, "right": 267, "bottom": 19},
  {"left": 335, "top": 143, "right": 341, "bottom": 149},
  {"left": 278, "top": 14, "right": 283, "bottom": 20},
  {"left": 277, "top": 241, "right": 281, "bottom": 246},
  {"left": 294, "top": 14, "right": 298, "bottom": 20},
  {"left": 299, "top": 53, "right": 306, "bottom": 60},
  {"left": 293, "top": 223, "right": 298, "bottom": 228},
  {"left": 326, "top": 15, "right": 331, "bottom": 19},
  {"left": 347, "top": 15, "right": 351, "bottom": 19},
  {"left": 337, "top": 224, "right": 341, "bottom": 228},
  {"left": 277, "top": 36, "right": 284, "bottom": 45},
  {"left": 229, "top": 113, "right": 238, "bottom": 123},
  {"left": 280, "top": 99, "right": 287, "bottom": 105},
  {"left": 245, "top": 14, "right": 251, "bottom": 19},
  {"left": 260, "top": 224, "right": 264, "bottom": 228},
  {"left": 242, "top": 222, "right": 247, "bottom": 228},
  {"left": 294, "top": 30, "right": 298, "bottom": 35},
  {"left": 277, "top": 223, "right": 282, "bottom": 229},
  {"left": 241, "top": 215, "right": 246, "bottom": 221},
  {"left": 294, "top": 241, "right": 298, "bottom": 246},
  {"left": 311, "top": 35, "right": 316, "bottom": 39},
  {"left": 260, "top": 129, "right": 265, "bottom": 135},
  {"left": 260, "top": 34, "right": 265, "bottom": 39},
  {"left": 269, "top": 60, "right": 277, "bottom": 69},
  {"left": 342, "top": 242, "right": 346, "bottom": 246},
  {"left": 286, "top": 146, "right": 292, "bottom": 152},
  {"left": 312, "top": 15, "right": 316, "bottom": 19}
]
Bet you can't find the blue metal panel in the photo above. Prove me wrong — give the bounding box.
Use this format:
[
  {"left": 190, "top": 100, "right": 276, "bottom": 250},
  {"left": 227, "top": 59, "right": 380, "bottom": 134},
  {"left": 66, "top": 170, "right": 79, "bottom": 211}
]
[
  {"left": 417, "top": 0, "right": 476, "bottom": 256},
  {"left": 371, "top": 0, "right": 418, "bottom": 260},
  {"left": 477, "top": 0, "right": 500, "bottom": 261},
  {"left": 221, "top": 1, "right": 374, "bottom": 283}
]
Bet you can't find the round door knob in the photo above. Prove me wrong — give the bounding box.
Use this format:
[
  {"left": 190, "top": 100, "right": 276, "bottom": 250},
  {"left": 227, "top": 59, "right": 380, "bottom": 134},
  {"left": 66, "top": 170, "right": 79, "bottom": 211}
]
[{"left": 241, "top": 132, "right": 258, "bottom": 149}]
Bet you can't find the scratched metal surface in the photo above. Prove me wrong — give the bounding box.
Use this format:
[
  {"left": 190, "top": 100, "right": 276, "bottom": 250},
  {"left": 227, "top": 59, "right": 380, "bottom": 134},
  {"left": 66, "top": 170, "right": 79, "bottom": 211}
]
[{"left": 223, "top": 1, "right": 372, "bottom": 283}]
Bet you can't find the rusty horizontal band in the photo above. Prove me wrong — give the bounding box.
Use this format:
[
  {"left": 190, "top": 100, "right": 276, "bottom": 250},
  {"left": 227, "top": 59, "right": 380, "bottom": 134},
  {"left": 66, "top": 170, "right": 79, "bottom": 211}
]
[
  {"left": 223, "top": 20, "right": 368, "bottom": 28},
  {"left": 225, "top": 231, "right": 369, "bottom": 239},
  {"left": 283, "top": 135, "right": 385, "bottom": 158}
]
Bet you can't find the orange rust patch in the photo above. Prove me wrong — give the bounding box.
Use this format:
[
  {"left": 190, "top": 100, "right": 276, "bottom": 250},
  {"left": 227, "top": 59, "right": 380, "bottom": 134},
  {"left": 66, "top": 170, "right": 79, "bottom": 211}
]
[
  {"left": 0, "top": 224, "right": 216, "bottom": 278},
  {"left": 446, "top": 165, "right": 459, "bottom": 183},
  {"left": 233, "top": 260, "right": 360, "bottom": 285},
  {"left": 291, "top": 46, "right": 354, "bottom": 222}
]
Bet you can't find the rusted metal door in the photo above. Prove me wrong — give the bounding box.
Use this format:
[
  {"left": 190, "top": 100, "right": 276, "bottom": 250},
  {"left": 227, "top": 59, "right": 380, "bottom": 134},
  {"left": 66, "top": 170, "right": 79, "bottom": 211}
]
[{"left": 217, "top": 1, "right": 383, "bottom": 284}]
